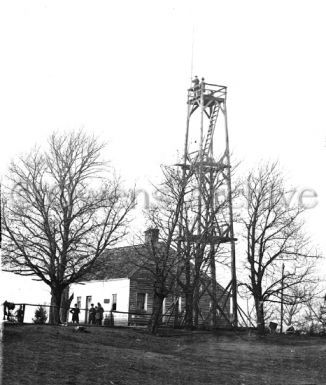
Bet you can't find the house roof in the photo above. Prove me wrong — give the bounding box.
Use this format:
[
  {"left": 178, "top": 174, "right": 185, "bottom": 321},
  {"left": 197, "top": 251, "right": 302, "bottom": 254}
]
[
  {"left": 82, "top": 244, "right": 146, "bottom": 281},
  {"left": 81, "top": 242, "right": 228, "bottom": 294}
]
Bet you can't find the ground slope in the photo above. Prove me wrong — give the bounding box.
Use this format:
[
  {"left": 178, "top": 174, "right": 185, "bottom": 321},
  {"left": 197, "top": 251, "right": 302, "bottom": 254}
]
[{"left": 2, "top": 325, "right": 326, "bottom": 385}]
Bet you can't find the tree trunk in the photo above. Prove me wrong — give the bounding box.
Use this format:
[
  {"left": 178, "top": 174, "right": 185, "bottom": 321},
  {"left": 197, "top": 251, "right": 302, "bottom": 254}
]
[
  {"left": 60, "top": 287, "right": 73, "bottom": 323},
  {"left": 184, "top": 290, "right": 193, "bottom": 329},
  {"left": 184, "top": 258, "right": 193, "bottom": 329},
  {"left": 49, "top": 288, "right": 63, "bottom": 324},
  {"left": 255, "top": 298, "right": 265, "bottom": 334},
  {"left": 173, "top": 296, "right": 180, "bottom": 328},
  {"left": 193, "top": 283, "right": 200, "bottom": 328},
  {"left": 149, "top": 292, "right": 164, "bottom": 334}
]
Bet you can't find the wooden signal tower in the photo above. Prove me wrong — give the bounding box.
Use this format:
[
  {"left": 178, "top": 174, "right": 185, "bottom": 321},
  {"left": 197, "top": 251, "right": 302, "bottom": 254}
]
[{"left": 177, "top": 77, "right": 238, "bottom": 327}]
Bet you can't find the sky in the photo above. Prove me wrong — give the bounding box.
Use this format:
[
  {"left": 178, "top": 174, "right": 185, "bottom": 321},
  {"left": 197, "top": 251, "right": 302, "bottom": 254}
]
[{"left": 1, "top": 0, "right": 325, "bottom": 304}]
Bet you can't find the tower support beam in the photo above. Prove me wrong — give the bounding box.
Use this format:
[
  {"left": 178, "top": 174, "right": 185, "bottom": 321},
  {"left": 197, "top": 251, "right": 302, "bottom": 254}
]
[{"left": 178, "top": 77, "right": 238, "bottom": 328}]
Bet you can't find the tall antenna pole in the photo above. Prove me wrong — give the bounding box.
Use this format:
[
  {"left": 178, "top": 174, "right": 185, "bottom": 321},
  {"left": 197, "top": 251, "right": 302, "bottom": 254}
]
[
  {"left": 0, "top": 182, "right": 2, "bottom": 249},
  {"left": 190, "top": 25, "right": 195, "bottom": 84},
  {"left": 198, "top": 80, "right": 205, "bottom": 234}
]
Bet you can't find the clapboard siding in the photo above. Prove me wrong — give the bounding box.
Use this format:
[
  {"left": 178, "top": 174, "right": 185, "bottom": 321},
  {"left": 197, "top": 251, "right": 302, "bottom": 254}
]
[
  {"left": 78, "top": 238, "right": 232, "bottom": 329},
  {"left": 128, "top": 268, "right": 154, "bottom": 325},
  {"left": 127, "top": 267, "right": 231, "bottom": 329}
]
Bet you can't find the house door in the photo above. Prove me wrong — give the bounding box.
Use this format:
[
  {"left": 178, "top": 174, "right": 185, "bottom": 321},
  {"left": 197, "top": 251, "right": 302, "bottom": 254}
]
[
  {"left": 85, "top": 296, "right": 92, "bottom": 323},
  {"left": 112, "top": 294, "right": 117, "bottom": 311}
]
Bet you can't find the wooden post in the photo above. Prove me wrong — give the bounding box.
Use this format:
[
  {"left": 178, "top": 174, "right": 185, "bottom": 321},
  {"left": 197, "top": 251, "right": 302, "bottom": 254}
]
[
  {"left": 280, "top": 263, "right": 285, "bottom": 333},
  {"left": 223, "top": 99, "right": 238, "bottom": 327}
]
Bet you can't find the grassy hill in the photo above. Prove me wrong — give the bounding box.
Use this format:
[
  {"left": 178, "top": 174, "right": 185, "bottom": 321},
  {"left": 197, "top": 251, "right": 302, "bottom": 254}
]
[{"left": 2, "top": 325, "right": 326, "bottom": 385}]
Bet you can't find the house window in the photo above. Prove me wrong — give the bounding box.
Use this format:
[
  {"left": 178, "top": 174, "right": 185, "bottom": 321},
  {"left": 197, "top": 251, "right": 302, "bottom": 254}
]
[
  {"left": 136, "top": 293, "right": 148, "bottom": 311},
  {"left": 112, "top": 294, "right": 117, "bottom": 311},
  {"left": 86, "top": 296, "right": 92, "bottom": 307},
  {"left": 162, "top": 298, "right": 166, "bottom": 315},
  {"left": 77, "top": 296, "right": 82, "bottom": 309},
  {"left": 178, "top": 297, "right": 182, "bottom": 313}
]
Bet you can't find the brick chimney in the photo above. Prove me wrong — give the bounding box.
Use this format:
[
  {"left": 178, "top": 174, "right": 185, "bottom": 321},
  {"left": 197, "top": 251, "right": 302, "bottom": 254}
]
[{"left": 144, "top": 228, "right": 159, "bottom": 244}]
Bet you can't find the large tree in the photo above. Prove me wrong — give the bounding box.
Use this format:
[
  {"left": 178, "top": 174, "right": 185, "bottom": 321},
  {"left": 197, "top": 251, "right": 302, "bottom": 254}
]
[
  {"left": 140, "top": 163, "right": 233, "bottom": 331},
  {"left": 132, "top": 166, "right": 189, "bottom": 334},
  {"left": 240, "top": 163, "right": 318, "bottom": 333},
  {"left": 1, "top": 130, "right": 135, "bottom": 323}
]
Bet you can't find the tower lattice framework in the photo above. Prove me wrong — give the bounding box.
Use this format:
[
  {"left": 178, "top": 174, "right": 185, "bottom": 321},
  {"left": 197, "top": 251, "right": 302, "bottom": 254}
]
[{"left": 177, "top": 78, "right": 238, "bottom": 327}]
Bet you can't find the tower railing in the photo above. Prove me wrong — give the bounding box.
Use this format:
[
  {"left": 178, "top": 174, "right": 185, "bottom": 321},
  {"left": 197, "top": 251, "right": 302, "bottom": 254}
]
[{"left": 188, "top": 82, "right": 227, "bottom": 103}]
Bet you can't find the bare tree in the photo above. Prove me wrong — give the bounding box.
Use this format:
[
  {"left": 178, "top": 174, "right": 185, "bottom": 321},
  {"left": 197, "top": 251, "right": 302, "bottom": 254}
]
[
  {"left": 140, "top": 163, "right": 233, "bottom": 331},
  {"left": 1, "top": 130, "right": 135, "bottom": 323},
  {"left": 240, "top": 163, "right": 319, "bottom": 333},
  {"left": 269, "top": 283, "right": 319, "bottom": 331},
  {"left": 132, "top": 166, "right": 188, "bottom": 334},
  {"left": 301, "top": 292, "right": 326, "bottom": 334}
]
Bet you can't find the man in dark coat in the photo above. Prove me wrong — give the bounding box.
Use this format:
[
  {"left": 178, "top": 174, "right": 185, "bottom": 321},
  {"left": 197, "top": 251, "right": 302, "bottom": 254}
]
[
  {"left": 70, "top": 304, "right": 80, "bottom": 324},
  {"left": 97, "top": 303, "right": 104, "bottom": 326},
  {"left": 89, "top": 303, "right": 96, "bottom": 324}
]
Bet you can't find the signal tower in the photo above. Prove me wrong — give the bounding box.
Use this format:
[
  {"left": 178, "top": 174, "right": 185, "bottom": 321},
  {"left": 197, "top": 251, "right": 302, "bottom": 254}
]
[{"left": 177, "top": 77, "right": 238, "bottom": 327}]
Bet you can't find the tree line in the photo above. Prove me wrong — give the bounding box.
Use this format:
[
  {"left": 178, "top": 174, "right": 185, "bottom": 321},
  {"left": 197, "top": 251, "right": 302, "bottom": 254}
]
[{"left": 1, "top": 130, "right": 322, "bottom": 333}]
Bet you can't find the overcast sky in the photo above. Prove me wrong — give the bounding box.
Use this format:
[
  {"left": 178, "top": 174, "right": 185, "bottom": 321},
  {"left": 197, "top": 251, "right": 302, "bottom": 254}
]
[{"left": 1, "top": 0, "right": 325, "bottom": 302}]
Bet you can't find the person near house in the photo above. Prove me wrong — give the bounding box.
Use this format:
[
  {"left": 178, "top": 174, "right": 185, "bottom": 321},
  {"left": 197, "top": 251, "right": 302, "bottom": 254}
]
[
  {"left": 3, "top": 301, "right": 15, "bottom": 321},
  {"left": 96, "top": 303, "right": 104, "bottom": 326},
  {"left": 16, "top": 305, "right": 24, "bottom": 324},
  {"left": 70, "top": 304, "right": 80, "bottom": 324},
  {"left": 94, "top": 306, "right": 100, "bottom": 325},
  {"left": 88, "top": 303, "right": 96, "bottom": 324}
]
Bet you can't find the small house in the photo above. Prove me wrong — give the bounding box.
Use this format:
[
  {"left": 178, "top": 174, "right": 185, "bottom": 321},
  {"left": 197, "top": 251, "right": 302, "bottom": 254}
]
[{"left": 70, "top": 229, "right": 231, "bottom": 328}]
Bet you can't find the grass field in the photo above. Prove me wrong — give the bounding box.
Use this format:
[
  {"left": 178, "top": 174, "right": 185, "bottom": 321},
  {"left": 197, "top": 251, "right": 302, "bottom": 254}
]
[{"left": 2, "top": 324, "right": 326, "bottom": 385}]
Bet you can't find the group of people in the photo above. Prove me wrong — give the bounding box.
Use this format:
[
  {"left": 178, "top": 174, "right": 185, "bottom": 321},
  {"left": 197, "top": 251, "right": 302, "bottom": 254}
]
[
  {"left": 191, "top": 76, "right": 205, "bottom": 97},
  {"left": 69, "top": 302, "right": 104, "bottom": 326},
  {"left": 3, "top": 301, "right": 25, "bottom": 323},
  {"left": 88, "top": 303, "right": 104, "bottom": 325}
]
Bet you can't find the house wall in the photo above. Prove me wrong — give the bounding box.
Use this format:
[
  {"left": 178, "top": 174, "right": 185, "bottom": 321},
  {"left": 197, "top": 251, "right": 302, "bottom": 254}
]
[
  {"left": 70, "top": 272, "right": 231, "bottom": 329},
  {"left": 70, "top": 278, "right": 130, "bottom": 325},
  {"left": 128, "top": 269, "right": 154, "bottom": 325},
  {"left": 128, "top": 268, "right": 231, "bottom": 329},
  {"left": 160, "top": 286, "right": 231, "bottom": 329},
  {"left": 196, "top": 285, "right": 231, "bottom": 329}
]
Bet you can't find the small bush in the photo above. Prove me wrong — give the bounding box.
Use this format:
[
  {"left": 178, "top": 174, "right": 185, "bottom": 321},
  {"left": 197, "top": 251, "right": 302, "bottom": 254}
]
[{"left": 33, "top": 306, "right": 48, "bottom": 324}]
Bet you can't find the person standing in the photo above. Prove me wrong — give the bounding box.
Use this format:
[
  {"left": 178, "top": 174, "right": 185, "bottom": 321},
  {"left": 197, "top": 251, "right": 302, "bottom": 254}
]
[
  {"left": 16, "top": 305, "right": 25, "bottom": 324},
  {"left": 192, "top": 75, "right": 200, "bottom": 97},
  {"left": 94, "top": 306, "right": 100, "bottom": 325},
  {"left": 89, "top": 303, "right": 96, "bottom": 324},
  {"left": 97, "top": 303, "right": 104, "bottom": 326},
  {"left": 70, "top": 304, "right": 80, "bottom": 324},
  {"left": 201, "top": 77, "right": 205, "bottom": 93}
]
